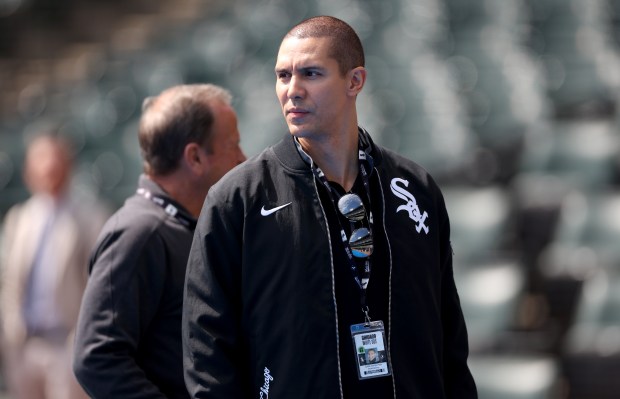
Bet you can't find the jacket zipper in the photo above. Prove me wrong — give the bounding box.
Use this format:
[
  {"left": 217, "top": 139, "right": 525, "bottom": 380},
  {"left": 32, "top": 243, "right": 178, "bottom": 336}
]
[
  {"left": 312, "top": 176, "right": 345, "bottom": 399},
  {"left": 375, "top": 169, "right": 398, "bottom": 398}
]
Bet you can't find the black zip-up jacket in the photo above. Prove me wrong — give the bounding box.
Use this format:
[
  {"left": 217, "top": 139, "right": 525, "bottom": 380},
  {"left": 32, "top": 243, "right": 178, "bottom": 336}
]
[
  {"left": 74, "top": 175, "right": 193, "bottom": 398},
  {"left": 183, "top": 130, "right": 477, "bottom": 398}
]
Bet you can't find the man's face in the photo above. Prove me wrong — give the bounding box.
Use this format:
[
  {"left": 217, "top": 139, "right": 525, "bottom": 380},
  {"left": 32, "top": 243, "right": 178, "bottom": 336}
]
[
  {"left": 368, "top": 350, "right": 376, "bottom": 361},
  {"left": 202, "top": 103, "right": 246, "bottom": 188},
  {"left": 25, "top": 137, "right": 72, "bottom": 197},
  {"left": 275, "top": 36, "right": 351, "bottom": 139}
]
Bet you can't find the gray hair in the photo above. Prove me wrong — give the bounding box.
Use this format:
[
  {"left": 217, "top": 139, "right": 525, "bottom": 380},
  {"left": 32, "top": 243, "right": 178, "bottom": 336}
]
[{"left": 138, "top": 84, "right": 233, "bottom": 176}]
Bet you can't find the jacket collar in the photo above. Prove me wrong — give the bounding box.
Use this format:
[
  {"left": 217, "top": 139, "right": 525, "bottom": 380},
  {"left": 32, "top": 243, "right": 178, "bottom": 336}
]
[
  {"left": 137, "top": 174, "right": 197, "bottom": 229},
  {"left": 272, "top": 127, "right": 383, "bottom": 173},
  {"left": 138, "top": 174, "right": 169, "bottom": 198}
]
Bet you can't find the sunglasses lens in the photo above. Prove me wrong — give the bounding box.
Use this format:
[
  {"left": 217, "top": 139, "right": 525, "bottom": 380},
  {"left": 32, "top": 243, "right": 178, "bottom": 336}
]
[
  {"left": 338, "top": 194, "right": 373, "bottom": 258},
  {"left": 338, "top": 194, "right": 365, "bottom": 222},
  {"left": 349, "top": 227, "right": 373, "bottom": 258}
]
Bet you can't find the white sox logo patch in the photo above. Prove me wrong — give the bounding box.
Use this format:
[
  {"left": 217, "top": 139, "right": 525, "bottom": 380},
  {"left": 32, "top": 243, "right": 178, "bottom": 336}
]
[{"left": 390, "top": 178, "right": 429, "bottom": 234}]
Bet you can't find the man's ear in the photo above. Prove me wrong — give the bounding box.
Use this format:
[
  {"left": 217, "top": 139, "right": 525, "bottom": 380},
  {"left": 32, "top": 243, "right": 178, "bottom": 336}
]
[
  {"left": 347, "top": 66, "right": 366, "bottom": 97},
  {"left": 183, "top": 142, "right": 208, "bottom": 173}
]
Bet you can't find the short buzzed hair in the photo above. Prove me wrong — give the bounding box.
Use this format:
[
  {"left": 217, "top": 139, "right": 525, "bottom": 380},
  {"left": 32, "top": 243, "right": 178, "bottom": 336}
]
[
  {"left": 284, "top": 16, "right": 365, "bottom": 76},
  {"left": 138, "top": 84, "right": 232, "bottom": 176}
]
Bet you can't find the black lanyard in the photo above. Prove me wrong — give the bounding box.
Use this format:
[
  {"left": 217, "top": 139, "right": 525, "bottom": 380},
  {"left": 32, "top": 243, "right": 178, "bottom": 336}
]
[
  {"left": 136, "top": 188, "right": 197, "bottom": 231},
  {"left": 295, "top": 131, "right": 376, "bottom": 319}
]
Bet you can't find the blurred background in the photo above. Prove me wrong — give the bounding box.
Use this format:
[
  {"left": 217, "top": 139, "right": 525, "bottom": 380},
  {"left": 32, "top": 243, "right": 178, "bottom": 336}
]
[{"left": 1, "top": 0, "right": 620, "bottom": 397}]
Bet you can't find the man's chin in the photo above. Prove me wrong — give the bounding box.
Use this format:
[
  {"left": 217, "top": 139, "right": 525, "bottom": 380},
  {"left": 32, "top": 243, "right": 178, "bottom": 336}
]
[{"left": 288, "top": 126, "right": 308, "bottom": 137}]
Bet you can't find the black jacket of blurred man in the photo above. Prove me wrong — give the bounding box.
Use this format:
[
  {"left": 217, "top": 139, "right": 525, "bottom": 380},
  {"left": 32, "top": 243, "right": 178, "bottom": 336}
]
[{"left": 73, "top": 84, "right": 246, "bottom": 399}]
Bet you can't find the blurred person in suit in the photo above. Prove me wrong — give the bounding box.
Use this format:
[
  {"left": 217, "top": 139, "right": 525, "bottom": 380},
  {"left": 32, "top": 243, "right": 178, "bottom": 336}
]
[
  {"left": 0, "top": 132, "right": 109, "bottom": 399},
  {"left": 72, "top": 83, "right": 246, "bottom": 398}
]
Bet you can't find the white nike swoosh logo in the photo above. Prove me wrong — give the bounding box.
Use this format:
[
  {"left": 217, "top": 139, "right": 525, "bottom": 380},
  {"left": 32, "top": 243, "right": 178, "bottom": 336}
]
[{"left": 261, "top": 202, "right": 292, "bottom": 216}]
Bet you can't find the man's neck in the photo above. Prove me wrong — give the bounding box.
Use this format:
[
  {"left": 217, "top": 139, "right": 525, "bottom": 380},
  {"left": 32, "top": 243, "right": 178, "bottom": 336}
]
[
  {"left": 298, "top": 128, "right": 359, "bottom": 192},
  {"left": 148, "top": 173, "right": 203, "bottom": 218}
]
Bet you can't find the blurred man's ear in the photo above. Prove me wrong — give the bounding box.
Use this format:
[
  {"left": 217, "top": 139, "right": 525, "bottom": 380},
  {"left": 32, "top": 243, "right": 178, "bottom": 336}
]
[{"left": 183, "top": 142, "right": 207, "bottom": 174}]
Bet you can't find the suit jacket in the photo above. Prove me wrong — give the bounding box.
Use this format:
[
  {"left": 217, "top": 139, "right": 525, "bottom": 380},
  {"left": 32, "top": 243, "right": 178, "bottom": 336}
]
[{"left": 0, "top": 194, "right": 107, "bottom": 348}]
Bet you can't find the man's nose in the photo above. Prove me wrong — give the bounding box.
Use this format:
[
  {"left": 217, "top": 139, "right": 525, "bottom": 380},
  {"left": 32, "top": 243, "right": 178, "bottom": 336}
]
[{"left": 287, "top": 76, "right": 304, "bottom": 99}]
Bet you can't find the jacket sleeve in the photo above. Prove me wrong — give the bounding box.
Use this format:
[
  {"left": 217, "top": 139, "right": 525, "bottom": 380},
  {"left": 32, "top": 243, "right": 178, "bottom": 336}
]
[
  {"left": 0, "top": 206, "right": 24, "bottom": 343},
  {"left": 182, "top": 189, "right": 247, "bottom": 399},
  {"left": 72, "top": 217, "right": 169, "bottom": 399},
  {"left": 439, "top": 194, "right": 478, "bottom": 398}
]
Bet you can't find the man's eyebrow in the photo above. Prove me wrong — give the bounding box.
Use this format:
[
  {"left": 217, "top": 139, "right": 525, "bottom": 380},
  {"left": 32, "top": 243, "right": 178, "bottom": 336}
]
[
  {"left": 299, "top": 65, "right": 324, "bottom": 71},
  {"left": 275, "top": 65, "right": 325, "bottom": 73}
]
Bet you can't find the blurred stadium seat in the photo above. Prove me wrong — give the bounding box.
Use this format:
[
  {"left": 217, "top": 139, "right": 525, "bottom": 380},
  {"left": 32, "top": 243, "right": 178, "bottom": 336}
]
[
  {"left": 443, "top": 185, "right": 514, "bottom": 264},
  {"left": 537, "top": 189, "right": 620, "bottom": 303},
  {"left": 455, "top": 259, "right": 525, "bottom": 352},
  {"left": 524, "top": 0, "right": 620, "bottom": 118},
  {"left": 562, "top": 268, "right": 620, "bottom": 398},
  {"left": 469, "top": 354, "right": 563, "bottom": 399}
]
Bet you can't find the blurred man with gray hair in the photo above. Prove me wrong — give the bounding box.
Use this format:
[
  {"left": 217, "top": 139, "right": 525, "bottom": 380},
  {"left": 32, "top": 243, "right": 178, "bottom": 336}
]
[{"left": 73, "top": 83, "right": 245, "bottom": 398}]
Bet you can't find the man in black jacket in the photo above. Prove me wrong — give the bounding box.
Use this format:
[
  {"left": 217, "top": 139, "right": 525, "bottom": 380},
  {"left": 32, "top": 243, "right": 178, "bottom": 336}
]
[
  {"left": 183, "top": 16, "right": 477, "bottom": 398},
  {"left": 73, "top": 84, "right": 245, "bottom": 398}
]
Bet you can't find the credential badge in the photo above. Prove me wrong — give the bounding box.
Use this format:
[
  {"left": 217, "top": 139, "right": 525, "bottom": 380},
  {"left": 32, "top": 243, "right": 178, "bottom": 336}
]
[{"left": 390, "top": 178, "right": 429, "bottom": 234}]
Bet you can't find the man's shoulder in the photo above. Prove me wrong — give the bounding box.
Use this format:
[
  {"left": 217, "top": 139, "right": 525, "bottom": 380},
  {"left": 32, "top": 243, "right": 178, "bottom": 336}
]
[
  {"left": 1, "top": 201, "right": 27, "bottom": 237},
  {"left": 209, "top": 144, "right": 282, "bottom": 195},
  {"left": 2, "top": 196, "right": 48, "bottom": 228},
  {"left": 376, "top": 145, "right": 434, "bottom": 181},
  {"left": 377, "top": 144, "right": 425, "bottom": 170},
  {"left": 2, "top": 201, "right": 25, "bottom": 223},
  {"left": 99, "top": 195, "right": 167, "bottom": 240},
  {"left": 89, "top": 197, "right": 173, "bottom": 266},
  {"left": 5, "top": 195, "right": 38, "bottom": 215}
]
